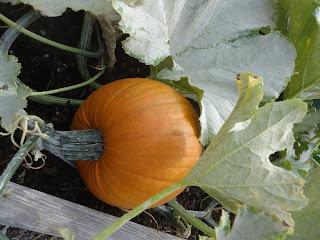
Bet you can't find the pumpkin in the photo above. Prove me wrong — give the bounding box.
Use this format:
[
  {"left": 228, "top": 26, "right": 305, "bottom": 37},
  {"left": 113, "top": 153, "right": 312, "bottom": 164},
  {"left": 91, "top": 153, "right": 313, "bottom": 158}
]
[{"left": 71, "top": 78, "right": 202, "bottom": 209}]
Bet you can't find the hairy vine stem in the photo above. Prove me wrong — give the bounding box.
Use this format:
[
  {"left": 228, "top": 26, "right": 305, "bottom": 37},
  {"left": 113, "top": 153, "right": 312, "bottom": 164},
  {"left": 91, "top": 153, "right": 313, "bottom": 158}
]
[
  {"left": 30, "top": 68, "right": 105, "bottom": 96},
  {"left": 0, "top": 12, "right": 102, "bottom": 57},
  {"left": 77, "top": 12, "right": 103, "bottom": 90},
  {"left": 0, "top": 9, "right": 86, "bottom": 106},
  {"left": 0, "top": 134, "right": 39, "bottom": 196},
  {"left": 0, "top": 9, "right": 42, "bottom": 51},
  {"left": 167, "top": 199, "right": 215, "bottom": 237},
  {"left": 92, "top": 183, "right": 186, "bottom": 240},
  {"left": 18, "top": 78, "right": 85, "bottom": 106}
]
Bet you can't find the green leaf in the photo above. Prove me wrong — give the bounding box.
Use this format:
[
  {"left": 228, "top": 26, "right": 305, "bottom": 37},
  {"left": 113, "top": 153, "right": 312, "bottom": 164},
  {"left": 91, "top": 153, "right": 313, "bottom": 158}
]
[
  {"left": 113, "top": 0, "right": 297, "bottom": 144},
  {"left": 57, "top": 228, "right": 74, "bottom": 240},
  {"left": 214, "top": 206, "right": 289, "bottom": 240},
  {"left": 183, "top": 75, "right": 308, "bottom": 226},
  {"left": 0, "top": 52, "right": 31, "bottom": 131},
  {"left": 280, "top": 0, "right": 320, "bottom": 100},
  {"left": 216, "top": 73, "right": 263, "bottom": 137},
  {"left": 0, "top": 52, "right": 20, "bottom": 86},
  {"left": 278, "top": 146, "right": 312, "bottom": 178},
  {"left": 286, "top": 168, "right": 320, "bottom": 240},
  {"left": 214, "top": 210, "right": 231, "bottom": 239},
  {"left": 293, "top": 110, "right": 320, "bottom": 136}
]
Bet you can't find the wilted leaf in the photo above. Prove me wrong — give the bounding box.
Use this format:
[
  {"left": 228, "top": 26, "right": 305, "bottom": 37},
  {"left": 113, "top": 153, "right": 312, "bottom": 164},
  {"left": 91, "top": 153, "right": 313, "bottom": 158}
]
[{"left": 95, "top": 14, "right": 120, "bottom": 67}]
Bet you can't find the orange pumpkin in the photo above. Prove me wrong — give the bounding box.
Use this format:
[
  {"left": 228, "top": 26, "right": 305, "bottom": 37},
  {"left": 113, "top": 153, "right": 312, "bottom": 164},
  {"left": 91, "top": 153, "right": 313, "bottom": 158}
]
[{"left": 71, "top": 78, "right": 202, "bottom": 209}]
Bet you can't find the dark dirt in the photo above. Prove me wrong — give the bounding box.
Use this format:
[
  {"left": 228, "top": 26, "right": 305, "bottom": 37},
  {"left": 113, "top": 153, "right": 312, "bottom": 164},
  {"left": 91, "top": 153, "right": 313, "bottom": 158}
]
[{"left": 0, "top": 4, "right": 220, "bottom": 240}]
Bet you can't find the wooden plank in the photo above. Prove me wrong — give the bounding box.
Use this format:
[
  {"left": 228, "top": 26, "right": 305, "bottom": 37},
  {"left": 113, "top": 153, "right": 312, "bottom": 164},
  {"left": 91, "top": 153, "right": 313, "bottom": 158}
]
[{"left": 0, "top": 182, "right": 182, "bottom": 240}]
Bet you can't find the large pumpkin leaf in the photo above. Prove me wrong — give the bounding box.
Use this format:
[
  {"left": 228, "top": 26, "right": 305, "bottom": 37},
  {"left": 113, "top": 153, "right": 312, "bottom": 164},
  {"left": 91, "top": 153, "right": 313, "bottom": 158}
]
[
  {"left": 286, "top": 168, "right": 320, "bottom": 240},
  {"left": 182, "top": 73, "right": 308, "bottom": 227},
  {"left": 0, "top": 52, "right": 31, "bottom": 132},
  {"left": 113, "top": 0, "right": 297, "bottom": 144},
  {"left": 213, "top": 205, "right": 289, "bottom": 240},
  {"left": 279, "top": 0, "right": 320, "bottom": 100}
]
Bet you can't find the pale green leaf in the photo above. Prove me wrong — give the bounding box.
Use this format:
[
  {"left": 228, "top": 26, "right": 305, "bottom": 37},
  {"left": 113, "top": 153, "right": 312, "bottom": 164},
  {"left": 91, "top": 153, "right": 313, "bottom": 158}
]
[
  {"left": 216, "top": 73, "right": 263, "bottom": 137},
  {"left": 158, "top": 31, "right": 295, "bottom": 144},
  {"left": 57, "top": 228, "right": 75, "bottom": 240},
  {"left": 119, "top": 0, "right": 145, "bottom": 7},
  {"left": 0, "top": 52, "right": 31, "bottom": 131},
  {"left": 286, "top": 168, "right": 320, "bottom": 240},
  {"left": 280, "top": 0, "right": 320, "bottom": 100},
  {"left": 293, "top": 110, "right": 320, "bottom": 136},
  {"left": 214, "top": 206, "right": 288, "bottom": 240},
  {"left": 279, "top": 146, "right": 312, "bottom": 178},
  {"left": 113, "top": 0, "right": 170, "bottom": 65},
  {"left": 183, "top": 75, "right": 308, "bottom": 226},
  {"left": 214, "top": 209, "right": 231, "bottom": 239},
  {"left": 0, "top": 52, "right": 20, "bottom": 87},
  {"left": 18, "top": 0, "right": 138, "bottom": 17},
  {"left": 114, "top": 0, "right": 297, "bottom": 144}
]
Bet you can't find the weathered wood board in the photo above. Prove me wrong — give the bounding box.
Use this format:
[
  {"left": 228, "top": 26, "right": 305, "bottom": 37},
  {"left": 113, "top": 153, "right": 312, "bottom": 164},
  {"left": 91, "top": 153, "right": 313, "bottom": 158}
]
[{"left": 0, "top": 181, "right": 182, "bottom": 239}]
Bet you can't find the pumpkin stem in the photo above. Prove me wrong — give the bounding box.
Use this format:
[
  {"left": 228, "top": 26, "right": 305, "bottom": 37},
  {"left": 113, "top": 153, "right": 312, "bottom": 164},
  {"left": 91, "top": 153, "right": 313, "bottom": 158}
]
[{"left": 37, "top": 124, "right": 104, "bottom": 166}]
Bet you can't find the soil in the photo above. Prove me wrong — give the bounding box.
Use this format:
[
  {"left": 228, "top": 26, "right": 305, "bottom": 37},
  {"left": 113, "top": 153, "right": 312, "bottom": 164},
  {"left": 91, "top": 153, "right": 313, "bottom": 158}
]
[{"left": 0, "top": 4, "right": 220, "bottom": 240}]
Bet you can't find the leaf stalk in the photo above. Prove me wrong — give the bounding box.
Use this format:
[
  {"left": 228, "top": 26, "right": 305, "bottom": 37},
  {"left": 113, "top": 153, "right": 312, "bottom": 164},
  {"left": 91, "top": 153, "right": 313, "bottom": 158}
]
[
  {"left": 30, "top": 68, "right": 105, "bottom": 96},
  {"left": 0, "top": 135, "right": 39, "bottom": 196},
  {"left": 91, "top": 183, "right": 185, "bottom": 240},
  {"left": 167, "top": 199, "right": 215, "bottom": 237}
]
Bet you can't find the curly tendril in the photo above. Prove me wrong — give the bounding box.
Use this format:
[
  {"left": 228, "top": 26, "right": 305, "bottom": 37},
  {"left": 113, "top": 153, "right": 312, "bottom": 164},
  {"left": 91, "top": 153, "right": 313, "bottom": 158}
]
[{"left": 0, "top": 115, "right": 49, "bottom": 169}]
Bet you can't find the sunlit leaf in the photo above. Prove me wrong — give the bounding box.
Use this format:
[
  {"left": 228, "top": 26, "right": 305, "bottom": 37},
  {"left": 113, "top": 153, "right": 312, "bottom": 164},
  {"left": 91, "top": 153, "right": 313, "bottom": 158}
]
[{"left": 279, "top": 0, "right": 320, "bottom": 100}]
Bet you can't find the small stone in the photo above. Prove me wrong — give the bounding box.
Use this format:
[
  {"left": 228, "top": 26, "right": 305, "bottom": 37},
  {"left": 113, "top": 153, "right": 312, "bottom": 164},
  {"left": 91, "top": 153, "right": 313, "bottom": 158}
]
[{"left": 40, "top": 29, "right": 46, "bottom": 36}]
